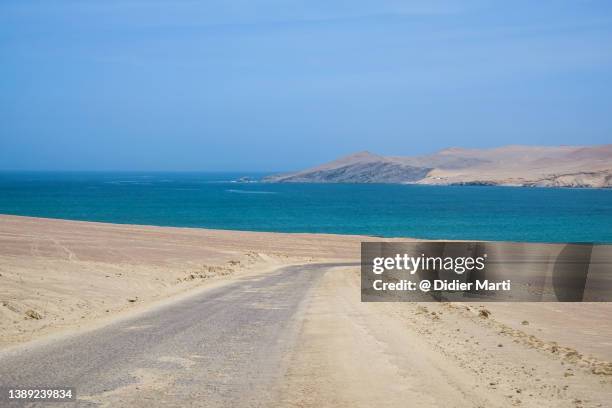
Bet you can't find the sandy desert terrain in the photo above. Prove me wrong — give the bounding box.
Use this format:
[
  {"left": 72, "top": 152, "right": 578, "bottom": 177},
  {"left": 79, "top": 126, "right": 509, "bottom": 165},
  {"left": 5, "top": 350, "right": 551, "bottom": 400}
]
[
  {"left": 0, "top": 215, "right": 610, "bottom": 407},
  {"left": 0, "top": 215, "right": 366, "bottom": 349}
]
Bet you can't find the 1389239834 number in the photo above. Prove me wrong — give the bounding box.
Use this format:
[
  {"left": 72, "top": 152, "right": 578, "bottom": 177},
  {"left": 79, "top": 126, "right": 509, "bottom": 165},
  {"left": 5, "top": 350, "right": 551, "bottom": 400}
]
[{"left": 3, "top": 387, "right": 76, "bottom": 401}]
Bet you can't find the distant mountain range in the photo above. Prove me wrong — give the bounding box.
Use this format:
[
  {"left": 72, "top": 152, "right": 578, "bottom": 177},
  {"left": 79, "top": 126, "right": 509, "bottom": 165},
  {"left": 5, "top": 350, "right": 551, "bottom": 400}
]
[{"left": 263, "top": 145, "right": 612, "bottom": 188}]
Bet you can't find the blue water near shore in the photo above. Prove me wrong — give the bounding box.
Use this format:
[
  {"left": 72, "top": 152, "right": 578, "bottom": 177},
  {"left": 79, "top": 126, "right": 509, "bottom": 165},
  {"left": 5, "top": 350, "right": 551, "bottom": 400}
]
[{"left": 0, "top": 172, "right": 611, "bottom": 243}]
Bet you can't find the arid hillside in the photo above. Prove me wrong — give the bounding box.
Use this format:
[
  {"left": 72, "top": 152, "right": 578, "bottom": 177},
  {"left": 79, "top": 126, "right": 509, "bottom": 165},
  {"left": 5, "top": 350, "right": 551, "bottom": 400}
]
[{"left": 264, "top": 145, "right": 612, "bottom": 188}]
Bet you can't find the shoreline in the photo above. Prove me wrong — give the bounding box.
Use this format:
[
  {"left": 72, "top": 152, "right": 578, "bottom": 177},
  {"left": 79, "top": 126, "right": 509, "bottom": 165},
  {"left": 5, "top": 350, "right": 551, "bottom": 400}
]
[{"left": 1, "top": 213, "right": 609, "bottom": 245}]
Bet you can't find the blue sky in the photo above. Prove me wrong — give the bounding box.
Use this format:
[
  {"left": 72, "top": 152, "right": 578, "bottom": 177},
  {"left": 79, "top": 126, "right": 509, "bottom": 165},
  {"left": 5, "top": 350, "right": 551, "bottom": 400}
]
[{"left": 1, "top": 0, "right": 611, "bottom": 171}]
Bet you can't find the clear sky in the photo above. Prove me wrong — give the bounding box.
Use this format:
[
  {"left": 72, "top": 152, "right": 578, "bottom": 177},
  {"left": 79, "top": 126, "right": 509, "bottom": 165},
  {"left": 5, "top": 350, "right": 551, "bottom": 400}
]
[{"left": 1, "top": 1, "right": 611, "bottom": 171}]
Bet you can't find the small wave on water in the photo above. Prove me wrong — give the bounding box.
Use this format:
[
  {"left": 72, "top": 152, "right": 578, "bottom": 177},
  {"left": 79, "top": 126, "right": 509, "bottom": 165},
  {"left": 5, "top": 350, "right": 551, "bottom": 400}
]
[
  {"left": 225, "top": 189, "right": 277, "bottom": 195},
  {"left": 104, "top": 180, "right": 153, "bottom": 185}
]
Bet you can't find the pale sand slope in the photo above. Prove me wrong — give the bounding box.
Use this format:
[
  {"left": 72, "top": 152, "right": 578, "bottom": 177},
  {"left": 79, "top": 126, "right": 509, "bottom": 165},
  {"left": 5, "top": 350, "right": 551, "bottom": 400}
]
[
  {"left": 278, "top": 267, "right": 612, "bottom": 408},
  {"left": 0, "top": 215, "right": 368, "bottom": 349}
]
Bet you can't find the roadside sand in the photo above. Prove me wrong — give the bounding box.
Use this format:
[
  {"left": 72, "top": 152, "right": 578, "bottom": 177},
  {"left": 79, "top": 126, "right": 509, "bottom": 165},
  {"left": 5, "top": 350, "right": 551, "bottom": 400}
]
[
  {"left": 278, "top": 267, "right": 612, "bottom": 408},
  {"left": 0, "top": 215, "right": 366, "bottom": 349}
]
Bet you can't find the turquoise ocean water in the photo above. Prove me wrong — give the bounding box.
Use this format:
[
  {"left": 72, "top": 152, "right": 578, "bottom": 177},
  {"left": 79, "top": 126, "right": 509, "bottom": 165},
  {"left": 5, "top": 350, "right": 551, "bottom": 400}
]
[{"left": 0, "top": 172, "right": 610, "bottom": 243}]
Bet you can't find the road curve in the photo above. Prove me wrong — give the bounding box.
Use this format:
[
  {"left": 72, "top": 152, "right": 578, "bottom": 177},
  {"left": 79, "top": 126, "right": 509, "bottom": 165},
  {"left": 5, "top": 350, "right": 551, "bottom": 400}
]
[{"left": 0, "top": 263, "right": 345, "bottom": 407}]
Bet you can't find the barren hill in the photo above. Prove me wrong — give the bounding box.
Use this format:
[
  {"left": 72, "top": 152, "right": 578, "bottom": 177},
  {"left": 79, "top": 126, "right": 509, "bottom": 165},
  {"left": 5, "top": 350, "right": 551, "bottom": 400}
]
[{"left": 264, "top": 145, "right": 612, "bottom": 188}]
